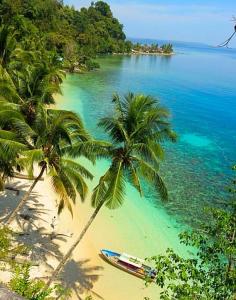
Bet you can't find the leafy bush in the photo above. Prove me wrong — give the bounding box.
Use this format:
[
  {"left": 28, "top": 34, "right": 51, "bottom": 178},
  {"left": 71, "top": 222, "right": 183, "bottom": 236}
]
[
  {"left": 9, "top": 264, "right": 71, "bottom": 300},
  {"left": 148, "top": 168, "right": 236, "bottom": 299},
  {"left": 9, "top": 264, "right": 52, "bottom": 300}
]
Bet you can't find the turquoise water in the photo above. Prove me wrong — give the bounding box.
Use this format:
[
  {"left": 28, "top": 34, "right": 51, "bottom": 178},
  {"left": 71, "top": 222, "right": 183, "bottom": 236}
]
[{"left": 58, "top": 42, "right": 236, "bottom": 230}]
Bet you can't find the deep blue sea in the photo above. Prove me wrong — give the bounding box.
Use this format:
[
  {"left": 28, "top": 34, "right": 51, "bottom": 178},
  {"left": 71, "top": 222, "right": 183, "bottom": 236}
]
[{"left": 58, "top": 40, "right": 236, "bottom": 228}]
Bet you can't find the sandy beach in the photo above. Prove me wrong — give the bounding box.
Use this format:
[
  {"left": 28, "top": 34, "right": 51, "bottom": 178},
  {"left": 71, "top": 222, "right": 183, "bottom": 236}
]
[
  {"left": 0, "top": 155, "right": 188, "bottom": 300},
  {"left": 0, "top": 167, "right": 165, "bottom": 300}
]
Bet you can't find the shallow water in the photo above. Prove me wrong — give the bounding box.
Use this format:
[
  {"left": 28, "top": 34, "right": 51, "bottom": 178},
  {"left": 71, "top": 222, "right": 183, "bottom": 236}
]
[{"left": 57, "top": 42, "right": 236, "bottom": 254}]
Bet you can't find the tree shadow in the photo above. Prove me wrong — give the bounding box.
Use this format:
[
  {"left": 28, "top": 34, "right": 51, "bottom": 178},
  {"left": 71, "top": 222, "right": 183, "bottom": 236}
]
[
  {"left": 0, "top": 181, "right": 66, "bottom": 270},
  {"left": 59, "top": 259, "right": 104, "bottom": 300},
  {"left": 0, "top": 182, "right": 104, "bottom": 299},
  {"left": 0, "top": 181, "right": 48, "bottom": 225}
]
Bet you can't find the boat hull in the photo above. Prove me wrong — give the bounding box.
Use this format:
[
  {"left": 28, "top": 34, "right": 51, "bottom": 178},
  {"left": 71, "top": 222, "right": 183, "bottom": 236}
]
[{"left": 100, "top": 249, "right": 148, "bottom": 280}]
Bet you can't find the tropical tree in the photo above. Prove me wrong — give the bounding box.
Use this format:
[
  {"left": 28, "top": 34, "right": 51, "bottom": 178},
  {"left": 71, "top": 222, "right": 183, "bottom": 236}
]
[
  {"left": 0, "top": 25, "right": 65, "bottom": 124},
  {"left": 45, "top": 93, "right": 176, "bottom": 287},
  {"left": 0, "top": 127, "right": 26, "bottom": 191},
  {"left": 5, "top": 107, "right": 94, "bottom": 225},
  {"left": 161, "top": 44, "right": 173, "bottom": 54},
  {"left": 0, "top": 49, "right": 65, "bottom": 124},
  {"left": 0, "top": 100, "right": 30, "bottom": 190},
  {"left": 16, "top": 54, "right": 65, "bottom": 123}
]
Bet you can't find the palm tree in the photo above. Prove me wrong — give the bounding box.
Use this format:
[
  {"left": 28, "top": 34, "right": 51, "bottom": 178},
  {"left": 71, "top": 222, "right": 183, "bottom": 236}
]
[
  {"left": 17, "top": 58, "right": 65, "bottom": 123},
  {"left": 0, "top": 100, "right": 30, "bottom": 190},
  {"left": 0, "top": 130, "right": 26, "bottom": 190},
  {"left": 0, "top": 28, "right": 65, "bottom": 124},
  {"left": 5, "top": 106, "right": 94, "bottom": 225},
  {"left": 45, "top": 93, "right": 176, "bottom": 287},
  {"left": 5, "top": 51, "right": 65, "bottom": 123}
]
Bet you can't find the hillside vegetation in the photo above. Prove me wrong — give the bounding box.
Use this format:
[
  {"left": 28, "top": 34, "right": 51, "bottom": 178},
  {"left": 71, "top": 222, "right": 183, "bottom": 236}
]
[{"left": 0, "top": 0, "right": 132, "bottom": 70}]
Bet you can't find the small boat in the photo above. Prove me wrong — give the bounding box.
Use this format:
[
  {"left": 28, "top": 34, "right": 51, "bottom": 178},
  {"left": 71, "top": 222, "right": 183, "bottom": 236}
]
[{"left": 100, "top": 249, "right": 157, "bottom": 280}]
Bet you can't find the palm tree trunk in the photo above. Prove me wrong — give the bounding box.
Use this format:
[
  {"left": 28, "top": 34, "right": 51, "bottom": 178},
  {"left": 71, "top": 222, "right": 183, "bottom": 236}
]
[
  {"left": 44, "top": 201, "right": 104, "bottom": 289},
  {"left": 5, "top": 166, "right": 46, "bottom": 226}
]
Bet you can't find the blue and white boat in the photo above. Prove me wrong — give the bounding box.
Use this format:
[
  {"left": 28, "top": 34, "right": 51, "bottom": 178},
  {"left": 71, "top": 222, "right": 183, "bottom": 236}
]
[{"left": 100, "top": 249, "right": 157, "bottom": 280}]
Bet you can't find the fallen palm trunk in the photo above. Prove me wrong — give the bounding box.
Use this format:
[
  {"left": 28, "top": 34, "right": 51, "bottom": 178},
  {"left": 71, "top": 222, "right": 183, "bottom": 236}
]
[{"left": 13, "top": 173, "right": 44, "bottom": 181}]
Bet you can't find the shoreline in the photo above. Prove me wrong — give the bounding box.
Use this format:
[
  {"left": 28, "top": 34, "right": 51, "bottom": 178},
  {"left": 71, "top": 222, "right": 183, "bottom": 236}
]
[
  {"left": 0, "top": 154, "right": 187, "bottom": 300},
  {"left": 1, "top": 169, "right": 165, "bottom": 299},
  {"left": 112, "top": 51, "right": 175, "bottom": 56},
  {"left": 53, "top": 91, "right": 189, "bottom": 299}
]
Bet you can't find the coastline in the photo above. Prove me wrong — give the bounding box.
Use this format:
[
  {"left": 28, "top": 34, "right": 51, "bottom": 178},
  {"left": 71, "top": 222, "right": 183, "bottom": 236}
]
[
  {"left": 0, "top": 131, "right": 187, "bottom": 300},
  {"left": 112, "top": 52, "right": 175, "bottom": 56},
  {"left": 52, "top": 92, "right": 189, "bottom": 299},
  {"left": 1, "top": 170, "right": 165, "bottom": 299}
]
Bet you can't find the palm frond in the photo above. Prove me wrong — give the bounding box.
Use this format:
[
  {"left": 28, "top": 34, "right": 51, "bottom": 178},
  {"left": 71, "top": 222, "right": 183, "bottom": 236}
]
[
  {"left": 0, "top": 138, "right": 27, "bottom": 156},
  {"left": 62, "top": 158, "right": 93, "bottom": 180},
  {"left": 132, "top": 142, "right": 162, "bottom": 167},
  {"left": 104, "top": 160, "right": 125, "bottom": 209},
  {"left": 50, "top": 172, "right": 73, "bottom": 216},
  {"left": 98, "top": 117, "right": 129, "bottom": 144},
  {"left": 18, "top": 149, "right": 44, "bottom": 178},
  {"left": 135, "top": 157, "right": 168, "bottom": 201},
  {"left": 127, "top": 162, "right": 143, "bottom": 196},
  {"left": 64, "top": 140, "right": 112, "bottom": 162},
  {"left": 91, "top": 174, "right": 109, "bottom": 208}
]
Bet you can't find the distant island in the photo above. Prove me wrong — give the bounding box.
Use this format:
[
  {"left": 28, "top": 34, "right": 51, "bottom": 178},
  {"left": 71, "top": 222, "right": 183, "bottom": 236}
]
[{"left": 131, "top": 42, "right": 174, "bottom": 55}]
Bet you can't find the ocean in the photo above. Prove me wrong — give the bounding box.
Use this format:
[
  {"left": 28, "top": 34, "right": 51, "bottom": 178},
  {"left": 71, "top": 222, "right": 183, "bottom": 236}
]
[{"left": 56, "top": 40, "right": 236, "bottom": 258}]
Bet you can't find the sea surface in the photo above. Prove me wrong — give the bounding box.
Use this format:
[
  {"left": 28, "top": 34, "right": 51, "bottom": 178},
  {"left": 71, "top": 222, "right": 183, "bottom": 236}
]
[{"left": 57, "top": 40, "right": 236, "bottom": 257}]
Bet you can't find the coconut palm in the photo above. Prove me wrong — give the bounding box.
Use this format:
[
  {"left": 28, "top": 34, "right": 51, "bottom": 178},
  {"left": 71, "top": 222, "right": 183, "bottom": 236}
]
[
  {"left": 0, "top": 29, "right": 65, "bottom": 123},
  {"left": 16, "top": 57, "right": 65, "bottom": 123},
  {"left": 0, "top": 130, "right": 26, "bottom": 190},
  {"left": 0, "top": 100, "right": 31, "bottom": 190},
  {"left": 5, "top": 106, "right": 94, "bottom": 225},
  {"left": 5, "top": 51, "right": 65, "bottom": 123},
  {"left": 45, "top": 93, "right": 177, "bottom": 287}
]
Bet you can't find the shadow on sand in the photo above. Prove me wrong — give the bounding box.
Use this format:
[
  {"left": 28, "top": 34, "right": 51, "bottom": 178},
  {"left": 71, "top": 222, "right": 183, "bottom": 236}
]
[
  {"left": 59, "top": 259, "right": 104, "bottom": 300},
  {"left": 0, "top": 181, "right": 104, "bottom": 299},
  {"left": 0, "top": 181, "right": 65, "bottom": 269}
]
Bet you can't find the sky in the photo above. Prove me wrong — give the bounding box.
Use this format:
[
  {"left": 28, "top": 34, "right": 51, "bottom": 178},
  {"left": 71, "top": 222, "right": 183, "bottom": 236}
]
[{"left": 64, "top": 0, "right": 236, "bottom": 46}]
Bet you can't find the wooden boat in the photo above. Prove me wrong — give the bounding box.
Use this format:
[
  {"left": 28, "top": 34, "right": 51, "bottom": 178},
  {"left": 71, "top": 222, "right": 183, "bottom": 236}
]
[{"left": 100, "top": 249, "right": 157, "bottom": 280}]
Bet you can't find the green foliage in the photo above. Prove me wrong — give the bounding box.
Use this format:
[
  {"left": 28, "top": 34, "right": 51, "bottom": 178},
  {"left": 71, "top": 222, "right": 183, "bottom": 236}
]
[
  {"left": 0, "top": 227, "right": 14, "bottom": 262},
  {"left": 0, "top": 226, "right": 28, "bottom": 266},
  {"left": 161, "top": 43, "right": 173, "bottom": 54},
  {"left": 148, "top": 169, "right": 236, "bottom": 300},
  {"left": 132, "top": 43, "right": 173, "bottom": 54},
  {"left": 0, "top": 0, "right": 130, "bottom": 70},
  {"left": 9, "top": 106, "right": 94, "bottom": 216},
  {"left": 53, "top": 283, "right": 72, "bottom": 300},
  {"left": 9, "top": 264, "right": 52, "bottom": 300},
  {"left": 9, "top": 264, "right": 71, "bottom": 300},
  {"left": 0, "top": 227, "right": 71, "bottom": 299},
  {"left": 91, "top": 93, "right": 176, "bottom": 209}
]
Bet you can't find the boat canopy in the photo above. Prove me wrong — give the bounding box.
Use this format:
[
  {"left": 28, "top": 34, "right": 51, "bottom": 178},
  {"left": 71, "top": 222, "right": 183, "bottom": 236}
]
[{"left": 119, "top": 253, "right": 145, "bottom": 268}]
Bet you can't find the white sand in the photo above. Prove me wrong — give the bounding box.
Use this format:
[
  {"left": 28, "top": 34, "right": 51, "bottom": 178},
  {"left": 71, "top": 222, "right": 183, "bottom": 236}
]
[{"left": 0, "top": 173, "right": 162, "bottom": 300}]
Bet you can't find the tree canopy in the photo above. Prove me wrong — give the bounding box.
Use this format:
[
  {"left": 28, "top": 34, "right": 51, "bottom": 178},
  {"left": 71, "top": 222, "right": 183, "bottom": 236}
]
[{"left": 0, "top": 0, "right": 131, "bottom": 70}]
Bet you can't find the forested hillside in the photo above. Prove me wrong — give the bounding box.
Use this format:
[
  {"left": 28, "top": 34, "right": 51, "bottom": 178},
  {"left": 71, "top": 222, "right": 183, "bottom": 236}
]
[{"left": 0, "top": 0, "right": 131, "bottom": 70}]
